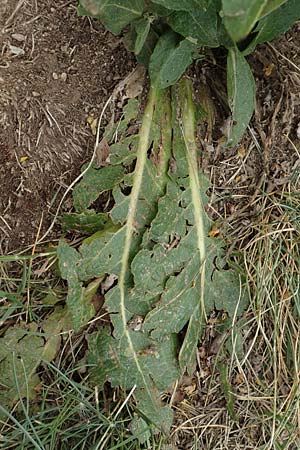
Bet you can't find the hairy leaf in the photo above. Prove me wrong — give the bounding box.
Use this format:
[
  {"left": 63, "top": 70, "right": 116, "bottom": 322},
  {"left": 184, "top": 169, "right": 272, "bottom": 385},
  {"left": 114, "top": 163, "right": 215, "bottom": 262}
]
[
  {"left": 167, "top": 4, "right": 219, "bottom": 47},
  {"left": 0, "top": 309, "right": 70, "bottom": 415},
  {"left": 149, "top": 31, "right": 196, "bottom": 88},
  {"left": 151, "top": 0, "right": 209, "bottom": 11},
  {"left": 226, "top": 46, "right": 255, "bottom": 147},
  {"left": 58, "top": 243, "right": 102, "bottom": 330},
  {"left": 73, "top": 165, "right": 124, "bottom": 213},
  {"left": 244, "top": 0, "right": 300, "bottom": 55},
  {"left": 60, "top": 210, "right": 112, "bottom": 234},
  {"left": 221, "top": 0, "right": 269, "bottom": 42},
  {"left": 78, "top": 0, "right": 144, "bottom": 34},
  {"left": 260, "top": 0, "right": 288, "bottom": 18},
  {"left": 59, "top": 85, "right": 248, "bottom": 430},
  {"left": 134, "top": 18, "right": 151, "bottom": 55}
]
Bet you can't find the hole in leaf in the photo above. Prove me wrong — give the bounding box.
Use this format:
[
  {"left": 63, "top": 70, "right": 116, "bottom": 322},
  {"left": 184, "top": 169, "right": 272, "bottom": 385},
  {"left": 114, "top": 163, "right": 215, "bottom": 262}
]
[{"left": 120, "top": 185, "right": 132, "bottom": 196}]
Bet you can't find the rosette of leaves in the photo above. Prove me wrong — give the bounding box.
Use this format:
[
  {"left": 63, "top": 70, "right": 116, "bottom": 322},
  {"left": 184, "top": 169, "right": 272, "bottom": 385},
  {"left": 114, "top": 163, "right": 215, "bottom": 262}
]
[
  {"left": 58, "top": 82, "right": 248, "bottom": 432},
  {"left": 78, "top": 0, "right": 300, "bottom": 146}
]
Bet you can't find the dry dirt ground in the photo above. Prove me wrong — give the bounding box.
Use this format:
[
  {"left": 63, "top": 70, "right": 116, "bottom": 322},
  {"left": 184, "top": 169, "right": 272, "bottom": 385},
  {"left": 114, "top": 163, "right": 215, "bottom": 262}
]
[
  {"left": 0, "top": 0, "right": 135, "bottom": 252},
  {"left": 1, "top": 2, "right": 299, "bottom": 255}
]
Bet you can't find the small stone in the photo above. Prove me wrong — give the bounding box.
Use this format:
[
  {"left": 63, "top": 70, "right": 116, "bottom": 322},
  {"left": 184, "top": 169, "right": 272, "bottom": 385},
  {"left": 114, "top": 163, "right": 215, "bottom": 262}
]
[
  {"left": 52, "top": 72, "right": 58, "bottom": 80},
  {"left": 32, "top": 91, "right": 40, "bottom": 97},
  {"left": 9, "top": 44, "right": 25, "bottom": 56},
  {"left": 11, "top": 33, "right": 26, "bottom": 42},
  {"left": 60, "top": 72, "right": 67, "bottom": 82}
]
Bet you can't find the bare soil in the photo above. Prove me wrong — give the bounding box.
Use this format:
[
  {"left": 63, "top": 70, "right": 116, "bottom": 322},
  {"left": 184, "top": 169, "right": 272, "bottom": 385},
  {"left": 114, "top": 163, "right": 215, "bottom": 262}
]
[
  {"left": 1, "top": 1, "right": 299, "bottom": 255},
  {"left": 0, "top": 0, "right": 135, "bottom": 252}
]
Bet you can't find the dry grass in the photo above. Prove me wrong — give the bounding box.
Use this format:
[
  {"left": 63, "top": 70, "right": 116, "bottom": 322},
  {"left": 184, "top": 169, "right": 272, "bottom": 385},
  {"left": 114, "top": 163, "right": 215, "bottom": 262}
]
[{"left": 172, "top": 179, "right": 300, "bottom": 450}]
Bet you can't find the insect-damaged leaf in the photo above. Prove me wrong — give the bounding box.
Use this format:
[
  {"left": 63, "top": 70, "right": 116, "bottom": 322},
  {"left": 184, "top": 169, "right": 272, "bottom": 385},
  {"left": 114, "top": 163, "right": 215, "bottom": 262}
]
[
  {"left": 73, "top": 165, "right": 124, "bottom": 213},
  {"left": 60, "top": 210, "right": 112, "bottom": 234},
  {"left": 0, "top": 309, "right": 70, "bottom": 415},
  {"left": 58, "top": 86, "right": 248, "bottom": 431}
]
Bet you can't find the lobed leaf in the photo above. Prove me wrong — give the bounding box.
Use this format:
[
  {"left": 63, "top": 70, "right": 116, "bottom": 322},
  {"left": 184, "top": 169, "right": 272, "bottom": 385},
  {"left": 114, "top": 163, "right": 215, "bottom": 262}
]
[
  {"left": 59, "top": 84, "right": 249, "bottom": 430},
  {"left": 60, "top": 210, "right": 112, "bottom": 234},
  {"left": 0, "top": 309, "right": 70, "bottom": 415},
  {"left": 73, "top": 165, "right": 124, "bottom": 213}
]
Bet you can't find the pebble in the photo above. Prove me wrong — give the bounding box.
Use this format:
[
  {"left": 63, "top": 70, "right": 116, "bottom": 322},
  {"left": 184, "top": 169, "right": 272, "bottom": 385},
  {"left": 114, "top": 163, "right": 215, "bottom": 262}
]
[{"left": 11, "top": 33, "right": 26, "bottom": 42}]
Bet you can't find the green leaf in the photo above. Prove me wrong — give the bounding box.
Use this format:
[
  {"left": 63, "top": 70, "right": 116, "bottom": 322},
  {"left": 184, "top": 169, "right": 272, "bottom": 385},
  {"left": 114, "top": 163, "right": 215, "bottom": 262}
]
[
  {"left": 226, "top": 46, "right": 255, "bottom": 147},
  {"left": 130, "top": 416, "right": 152, "bottom": 444},
  {"left": 60, "top": 210, "right": 112, "bottom": 234},
  {"left": 0, "top": 310, "right": 69, "bottom": 414},
  {"left": 134, "top": 18, "right": 151, "bottom": 55},
  {"left": 260, "top": 0, "right": 288, "bottom": 18},
  {"left": 167, "top": 4, "right": 219, "bottom": 47},
  {"left": 73, "top": 165, "right": 124, "bottom": 213},
  {"left": 149, "top": 31, "right": 196, "bottom": 88},
  {"left": 42, "top": 307, "right": 72, "bottom": 361},
  {"left": 151, "top": 0, "right": 209, "bottom": 11},
  {"left": 244, "top": 0, "right": 300, "bottom": 55},
  {"left": 78, "top": 0, "right": 144, "bottom": 34},
  {"left": 60, "top": 85, "right": 249, "bottom": 431},
  {"left": 58, "top": 242, "right": 102, "bottom": 330},
  {"left": 124, "top": 26, "right": 160, "bottom": 67},
  {"left": 221, "top": 0, "right": 269, "bottom": 42}
]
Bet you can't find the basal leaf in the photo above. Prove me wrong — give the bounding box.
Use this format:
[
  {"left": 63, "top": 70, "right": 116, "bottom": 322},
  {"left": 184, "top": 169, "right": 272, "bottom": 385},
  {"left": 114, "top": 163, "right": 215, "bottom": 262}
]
[
  {"left": 73, "top": 99, "right": 141, "bottom": 213},
  {"left": 260, "top": 0, "right": 288, "bottom": 18},
  {"left": 58, "top": 243, "right": 100, "bottom": 330},
  {"left": 141, "top": 182, "right": 247, "bottom": 335},
  {"left": 60, "top": 210, "right": 112, "bottom": 234},
  {"left": 73, "top": 165, "right": 124, "bottom": 213},
  {"left": 167, "top": 4, "right": 219, "bottom": 47},
  {"left": 0, "top": 310, "right": 69, "bottom": 415},
  {"left": 221, "top": 0, "right": 269, "bottom": 42},
  {"left": 59, "top": 89, "right": 176, "bottom": 429},
  {"left": 151, "top": 0, "right": 209, "bottom": 11},
  {"left": 149, "top": 31, "right": 196, "bottom": 88},
  {"left": 60, "top": 84, "right": 249, "bottom": 431},
  {"left": 78, "top": 0, "right": 144, "bottom": 34},
  {"left": 226, "top": 46, "right": 255, "bottom": 147},
  {"left": 134, "top": 18, "right": 151, "bottom": 55},
  {"left": 244, "top": 0, "right": 300, "bottom": 55}
]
